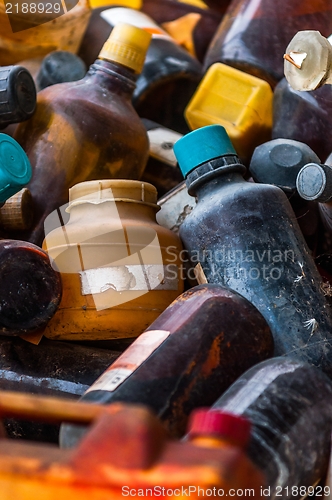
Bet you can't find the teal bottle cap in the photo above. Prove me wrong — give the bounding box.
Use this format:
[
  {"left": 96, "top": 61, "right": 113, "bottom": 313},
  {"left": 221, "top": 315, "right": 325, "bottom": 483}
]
[
  {"left": 174, "top": 125, "right": 237, "bottom": 178},
  {"left": 0, "top": 134, "right": 32, "bottom": 204}
]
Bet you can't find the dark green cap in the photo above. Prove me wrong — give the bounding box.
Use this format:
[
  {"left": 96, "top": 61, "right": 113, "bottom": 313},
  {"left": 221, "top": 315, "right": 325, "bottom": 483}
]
[
  {"left": 173, "top": 125, "right": 237, "bottom": 178},
  {"left": 0, "top": 134, "right": 32, "bottom": 203}
]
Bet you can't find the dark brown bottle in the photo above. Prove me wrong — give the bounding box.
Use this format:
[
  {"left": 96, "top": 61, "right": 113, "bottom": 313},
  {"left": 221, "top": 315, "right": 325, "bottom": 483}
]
[
  {"left": 60, "top": 283, "right": 273, "bottom": 448},
  {"left": 77, "top": 7, "right": 203, "bottom": 133},
  {"left": 212, "top": 357, "right": 332, "bottom": 499},
  {"left": 203, "top": 0, "right": 332, "bottom": 87},
  {"left": 0, "top": 335, "right": 121, "bottom": 443},
  {"left": 0, "top": 240, "right": 62, "bottom": 337},
  {"left": 14, "top": 24, "right": 152, "bottom": 247},
  {"left": 273, "top": 78, "right": 332, "bottom": 162}
]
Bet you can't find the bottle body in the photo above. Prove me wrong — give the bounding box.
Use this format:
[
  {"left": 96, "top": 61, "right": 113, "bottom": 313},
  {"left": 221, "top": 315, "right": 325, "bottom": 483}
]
[
  {"left": 60, "top": 283, "right": 273, "bottom": 447},
  {"left": 14, "top": 59, "right": 150, "bottom": 246},
  {"left": 212, "top": 357, "right": 332, "bottom": 499},
  {"left": 42, "top": 180, "right": 184, "bottom": 341},
  {"left": 203, "top": 0, "right": 332, "bottom": 87},
  {"left": 180, "top": 172, "right": 332, "bottom": 376},
  {"left": 272, "top": 78, "right": 332, "bottom": 162}
]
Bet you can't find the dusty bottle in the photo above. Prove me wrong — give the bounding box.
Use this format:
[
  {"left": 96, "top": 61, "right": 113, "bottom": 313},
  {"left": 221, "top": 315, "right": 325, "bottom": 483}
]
[
  {"left": 0, "top": 134, "right": 32, "bottom": 204},
  {"left": 0, "top": 66, "right": 36, "bottom": 128},
  {"left": 249, "top": 138, "right": 321, "bottom": 251},
  {"left": 174, "top": 124, "right": 332, "bottom": 377},
  {"left": 14, "top": 23, "right": 152, "bottom": 247},
  {"left": 59, "top": 283, "right": 273, "bottom": 447},
  {"left": 272, "top": 78, "right": 332, "bottom": 162},
  {"left": 42, "top": 179, "right": 184, "bottom": 341},
  {"left": 0, "top": 0, "right": 91, "bottom": 66},
  {"left": 0, "top": 335, "right": 121, "bottom": 443},
  {"left": 36, "top": 51, "right": 87, "bottom": 91},
  {"left": 212, "top": 357, "right": 332, "bottom": 499},
  {"left": 0, "top": 240, "right": 62, "bottom": 337},
  {"left": 77, "top": 7, "right": 203, "bottom": 133},
  {"left": 203, "top": 0, "right": 332, "bottom": 88},
  {"left": 183, "top": 409, "right": 264, "bottom": 497}
]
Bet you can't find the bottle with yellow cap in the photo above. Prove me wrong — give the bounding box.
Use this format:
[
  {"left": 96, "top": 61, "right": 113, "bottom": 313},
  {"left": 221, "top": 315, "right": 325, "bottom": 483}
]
[{"left": 14, "top": 23, "right": 152, "bottom": 247}]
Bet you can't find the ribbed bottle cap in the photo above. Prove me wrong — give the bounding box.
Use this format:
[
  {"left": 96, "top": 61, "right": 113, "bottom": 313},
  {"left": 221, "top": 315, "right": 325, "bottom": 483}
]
[
  {"left": 0, "top": 134, "right": 32, "bottom": 204},
  {"left": 187, "top": 408, "right": 251, "bottom": 446},
  {"left": 37, "top": 51, "right": 86, "bottom": 90},
  {"left": 98, "top": 22, "right": 151, "bottom": 74},
  {"left": 67, "top": 179, "right": 158, "bottom": 211},
  {"left": 0, "top": 66, "right": 36, "bottom": 127},
  {"left": 173, "top": 125, "right": 237, "bottom": 178},
  {"left": 296, "top": 162, "right": 332, "bottom": 202}
]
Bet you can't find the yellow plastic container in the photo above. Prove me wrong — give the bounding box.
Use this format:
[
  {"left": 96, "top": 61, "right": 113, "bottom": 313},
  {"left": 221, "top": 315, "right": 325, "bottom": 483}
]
[
  {"left": 185, "top": 62, "right": 273, "bottom": 162},
  {"left": 0, "top": 0, "right": 91, "bottom": 65},
  {"left": 89, "top": 0, "right": 141, "bottom": 8},
  {"left": 42, "top": 179, "right": 184, "bottom": 341}
]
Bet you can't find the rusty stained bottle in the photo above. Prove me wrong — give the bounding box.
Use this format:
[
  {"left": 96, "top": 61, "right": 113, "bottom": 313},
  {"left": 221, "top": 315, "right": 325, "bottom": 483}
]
[
  {"left": 0, "top": 240, "right": 62, "bottom": 337},
  {"left": 211, "top": 357, "right": 332, "bottom": 499},
  {"left": 203, "top": 0, "right": 332, "bottom": 88},
  {"left": 174, "top": 125, "right": 332, "bottom": 378},
  {"left": 14, "top": 23, "right": 152, "bottom": 247},
  {"left": 0, "top": 335, "right": 121, "bottom": 443},
  {"left": 77, "top": 7, "right": 203, "bottom": 133},
  {"left": 59, "top": 283, "right": 273, "bottom": 448}
]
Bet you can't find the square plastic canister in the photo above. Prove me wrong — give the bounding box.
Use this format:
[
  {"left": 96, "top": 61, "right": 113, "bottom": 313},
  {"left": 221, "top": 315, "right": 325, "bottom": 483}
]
[{"left": 185, "top": 63, "right": 273, "bottom": 162}]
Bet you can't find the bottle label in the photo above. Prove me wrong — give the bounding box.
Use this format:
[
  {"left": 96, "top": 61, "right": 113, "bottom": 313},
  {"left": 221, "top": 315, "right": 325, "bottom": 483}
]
[
  {"left": 100, "top": 8, "right": 173, "bottom": 41},
  {"left": 86, "top": 330, "right": 171, "bottom": 393},
  {"left": 147, "top": 128, "right": 182, "bottom": 167},
  {"left": 79, "top": 264, "right": 179, "bottom": 295},
  {"left": 194, "top": 262, "right": 208, "bottom": 285}
]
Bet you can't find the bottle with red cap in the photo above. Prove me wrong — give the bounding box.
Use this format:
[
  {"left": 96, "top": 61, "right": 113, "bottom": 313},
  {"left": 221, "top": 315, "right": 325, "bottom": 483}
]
[{"left": 185, "top": 409, "right": 264, "bottom": 496}]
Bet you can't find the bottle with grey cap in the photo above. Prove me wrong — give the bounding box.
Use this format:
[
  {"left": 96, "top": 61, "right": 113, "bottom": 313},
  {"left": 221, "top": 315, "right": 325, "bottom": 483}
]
[
  {"left": 297, "top": 161, "right": 332, "bottom": 235},
  {"left": 249, "top": 138, "right": 321, "bottom": 250},
  {"left": 211, "top": 357, "right": 332, "bottom": 499},
  {"left": 174, "top": 124, "right": 332, "bottom": 377}
]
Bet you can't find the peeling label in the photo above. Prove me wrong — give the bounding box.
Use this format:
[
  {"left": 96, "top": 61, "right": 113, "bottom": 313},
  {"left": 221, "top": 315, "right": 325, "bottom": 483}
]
[
  {"left": 86, "top": 330, "right": 171, "bottom": 393},
  {"left": 80, "top": 264, "right": 179, "bottom": 295}
]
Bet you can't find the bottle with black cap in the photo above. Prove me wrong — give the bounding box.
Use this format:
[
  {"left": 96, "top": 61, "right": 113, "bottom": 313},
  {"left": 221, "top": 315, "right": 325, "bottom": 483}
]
[
  {"left": 0, "top": 66, "right": 36, "bottom": 128},
  {"left": 36, "top": 51, "right": 87, "bottom": 91},
  {"left": 211, "top": 357, "right": 332, "bottom": 499},
  {"left": 249, "top": 138, "right": 321, "bottom": 251},
  {"left": 173, "top": 124, "right": 332, "bottom": 377}
]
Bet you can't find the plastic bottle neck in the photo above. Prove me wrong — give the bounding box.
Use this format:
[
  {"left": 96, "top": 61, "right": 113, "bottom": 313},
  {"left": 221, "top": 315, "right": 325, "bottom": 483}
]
[
  {"left": 86, "top": 59, "right": 137, "bottom": 95},
  {"left": 185, "top": 156, "right": 247, "bottom": 198}
]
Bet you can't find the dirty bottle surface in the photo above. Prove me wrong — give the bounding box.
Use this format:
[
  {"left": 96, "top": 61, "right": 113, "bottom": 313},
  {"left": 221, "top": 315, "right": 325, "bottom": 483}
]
[
  {"left": 14, "top": 23, "right": 152, "bottom": 247},
  {"left": 0, "top": 240, "right": 62, "bottom": 337},
  {"left": 0, "top": 335, "right": 121, "bottom": 443},
  {"left": 0, "top": 66, "right": 36, "bottom": 128},
  {"left": 59, "top": 283, "right": 273, "bottom": 448},
  {"left": 174, "top": 125, "right": 332, "bottom": 377},
  {"left": 212, "top": 357, "right": 332, "bottom": 499},
  {"left": 203, "top": 0, "right": 332, "bottom": 87},
  {"left": 78, "top": 7, "right": 203, "bottom": 133},
  {"left": 42, "top": 179, "right": 184, "bottom": 341}
]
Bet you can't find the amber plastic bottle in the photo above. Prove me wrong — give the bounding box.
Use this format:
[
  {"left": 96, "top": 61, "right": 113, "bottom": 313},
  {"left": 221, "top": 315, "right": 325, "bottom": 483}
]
[
  {"left": 184, "top": 409, "right": 264, "bottom": 497},
  {"left": 174, "top": 125, "right": 332, "bottom": 378},
  {"left": 77, "top": 7, "right": 202, "bottom": 133},
  {"left": 0, "top": 240, "right": 61, "bottom": 337},
  {"left": 14, "top": 23, "right": 152, "bottom": 247},
  {"left": 203, "top": 0, "right": 332, "bottom": 87},
  {"left": 42, "top": 179, "right": 184, "bottom": 341},
  {"left": 212, "top": 357, "right": 332, "bottom": 499},
  {"left": 60, "top": 283, "right": 273, "bottom": 447},
  {"left": 0, "top": 335, "right": 120, "bottom": 443},
  {"left": 0, "top": 66, "right": 36, "bottom": 128}
]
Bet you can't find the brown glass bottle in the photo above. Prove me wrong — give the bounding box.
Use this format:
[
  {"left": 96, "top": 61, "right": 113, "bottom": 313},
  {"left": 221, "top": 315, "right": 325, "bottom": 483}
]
[
  {"left": 60, "top": 283, "right": 273, "bottom": 448},
  {"left": 14, "top": 24, "right": 152, "bottom": 247},
  {"left": 203, "top": 0, "right": 332, "bottom": 87},
  {"left": 0, "top": 240, "right": 62, "bottom": 336}
]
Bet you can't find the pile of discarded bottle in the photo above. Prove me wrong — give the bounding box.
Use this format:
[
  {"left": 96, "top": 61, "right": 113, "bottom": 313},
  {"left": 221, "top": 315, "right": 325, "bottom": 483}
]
[{"left": 1, "top": 0, "right": 332, "bottom": 498}]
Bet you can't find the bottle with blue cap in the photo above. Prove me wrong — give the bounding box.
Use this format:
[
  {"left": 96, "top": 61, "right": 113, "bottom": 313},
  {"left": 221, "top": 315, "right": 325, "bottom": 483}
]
[
  {"left": 173, "top": 124, "right": 332, "bottom": 378},
  {"left": 0, "top": 133, "right": 32, "bottom": 206}
]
